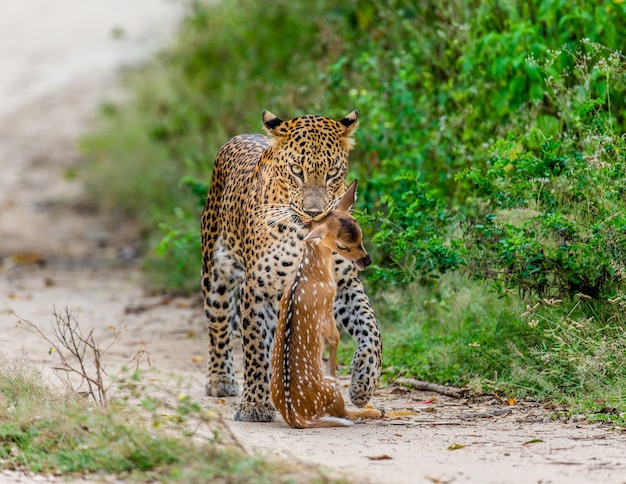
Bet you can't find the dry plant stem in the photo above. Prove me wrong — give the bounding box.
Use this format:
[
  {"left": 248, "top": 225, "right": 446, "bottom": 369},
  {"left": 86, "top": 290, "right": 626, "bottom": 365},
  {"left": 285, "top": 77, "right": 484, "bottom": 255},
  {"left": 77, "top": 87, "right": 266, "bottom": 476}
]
[
  {"left": 13, "top": 306, "right": 150, "bottom": 406},
  {"left": 51, "top": 307, "right": 103, "bottom": 403},
  {"left": 395, "top": 377, "right": 466, "bottom": 398}
]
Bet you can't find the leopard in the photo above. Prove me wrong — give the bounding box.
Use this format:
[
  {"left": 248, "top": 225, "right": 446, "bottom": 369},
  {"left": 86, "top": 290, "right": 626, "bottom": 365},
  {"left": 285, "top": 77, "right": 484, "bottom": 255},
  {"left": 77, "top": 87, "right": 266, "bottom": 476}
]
[{"left": 201, "top": 109, "right": 382, "bottom": 422}]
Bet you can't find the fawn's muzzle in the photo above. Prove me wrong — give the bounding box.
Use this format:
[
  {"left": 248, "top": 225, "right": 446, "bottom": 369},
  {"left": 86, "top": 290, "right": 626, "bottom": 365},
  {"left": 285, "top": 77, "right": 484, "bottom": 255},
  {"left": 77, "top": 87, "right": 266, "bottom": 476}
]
[{"left": 353, "top": 254, "right": 371, "bottom": 271}]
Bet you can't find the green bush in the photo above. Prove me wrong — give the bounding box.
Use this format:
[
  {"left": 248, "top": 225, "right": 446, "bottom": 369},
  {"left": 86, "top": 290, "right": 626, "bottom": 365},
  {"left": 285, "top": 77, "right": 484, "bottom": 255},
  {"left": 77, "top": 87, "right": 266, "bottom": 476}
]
[
  {"left": 460, "top": 43, "right": 626, "bottom": 301},
  {"left": 358, "top": 172, "right": 464, "bottom": 288},
  {"left": 327, "top": 0, "right": 626, "bottom": 194},
  {"left": 320, "top": 1, "right": 626, "bottom": 286}
]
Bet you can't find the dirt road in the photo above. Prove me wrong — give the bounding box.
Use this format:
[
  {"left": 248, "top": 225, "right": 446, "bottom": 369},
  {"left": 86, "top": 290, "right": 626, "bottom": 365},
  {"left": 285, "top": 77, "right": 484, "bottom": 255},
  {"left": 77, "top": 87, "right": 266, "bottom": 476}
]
[{"left": 1, "top": 2, "right": 625, "bottom": 483}]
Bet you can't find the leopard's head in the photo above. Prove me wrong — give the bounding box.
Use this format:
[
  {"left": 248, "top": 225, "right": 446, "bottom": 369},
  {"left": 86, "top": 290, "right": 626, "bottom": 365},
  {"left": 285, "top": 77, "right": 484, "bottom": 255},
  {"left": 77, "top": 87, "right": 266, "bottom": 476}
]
[{"left": 262, "top": 110, "right": 359, "bottom": 225}]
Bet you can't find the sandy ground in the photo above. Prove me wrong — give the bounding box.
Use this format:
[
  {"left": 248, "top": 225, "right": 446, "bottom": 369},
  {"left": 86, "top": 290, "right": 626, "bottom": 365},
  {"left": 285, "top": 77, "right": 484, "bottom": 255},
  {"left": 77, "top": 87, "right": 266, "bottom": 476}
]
[{"left": 1, "top": 2, "right": 626, "bottom": 483}]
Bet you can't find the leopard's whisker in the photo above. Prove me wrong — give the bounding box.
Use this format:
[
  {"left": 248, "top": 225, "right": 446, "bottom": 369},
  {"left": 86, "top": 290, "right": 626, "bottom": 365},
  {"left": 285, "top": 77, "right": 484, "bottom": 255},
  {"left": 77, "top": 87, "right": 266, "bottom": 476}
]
[
  {"left": 258, "top": 208, "right": 293, "bottom": 226},
  {"left": 255, "top": 209, "right": 296, "bottom": 237},
  {"left": 252, "top": 204, "right": 292, "bottom": 215}
]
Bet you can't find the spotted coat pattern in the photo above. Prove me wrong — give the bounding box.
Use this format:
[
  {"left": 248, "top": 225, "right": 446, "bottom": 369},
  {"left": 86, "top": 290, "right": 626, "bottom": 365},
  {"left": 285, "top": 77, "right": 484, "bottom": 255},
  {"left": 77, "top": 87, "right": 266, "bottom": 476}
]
[
  {"left": 201, "top": 110, "right": 381, "bottom": 422},
  {"left": 270, "top": 182, "right": 383, "bottom": 428}
]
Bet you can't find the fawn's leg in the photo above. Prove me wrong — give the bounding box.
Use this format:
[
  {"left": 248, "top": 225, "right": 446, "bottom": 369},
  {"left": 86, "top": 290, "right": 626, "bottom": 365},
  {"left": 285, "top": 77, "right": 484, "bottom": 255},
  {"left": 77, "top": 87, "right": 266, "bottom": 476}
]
[
  {"left": 323, "top": 383, "right": 350, "bottom": 420},
  {"left": 325, "top": 382, "right": 382, "bottom": 421},
  {"left": 326, "top": 319, "right": 340, "bottom": 378},
  {"left": 347, "top": 407, "right": 384, "bottom": 420}
]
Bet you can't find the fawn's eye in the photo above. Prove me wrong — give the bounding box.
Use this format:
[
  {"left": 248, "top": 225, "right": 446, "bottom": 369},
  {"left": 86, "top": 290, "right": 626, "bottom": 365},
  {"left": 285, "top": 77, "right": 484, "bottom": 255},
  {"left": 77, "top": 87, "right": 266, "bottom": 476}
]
[{"left": 336, "top": 243, "right": 349, "bottom": 251}]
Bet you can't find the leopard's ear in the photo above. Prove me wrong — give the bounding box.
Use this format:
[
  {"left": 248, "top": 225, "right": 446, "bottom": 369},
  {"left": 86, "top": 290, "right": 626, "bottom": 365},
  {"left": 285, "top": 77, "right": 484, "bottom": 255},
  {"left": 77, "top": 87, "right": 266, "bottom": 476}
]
[
  {"left": 262, "top": 110, "right": 286, "bottom": 136},
  {"left": 336, "top": 179, "right": 358, "bottom": 212},
  {"left": 339, "top": 109, "right": 359, "bottom": 137}
]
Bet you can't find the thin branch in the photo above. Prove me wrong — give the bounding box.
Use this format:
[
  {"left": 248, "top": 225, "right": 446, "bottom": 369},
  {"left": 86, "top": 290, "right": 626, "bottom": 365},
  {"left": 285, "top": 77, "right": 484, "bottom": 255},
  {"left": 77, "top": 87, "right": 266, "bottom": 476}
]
[{"left": 395, "top": 377, "right": 467, "bottom": 398}]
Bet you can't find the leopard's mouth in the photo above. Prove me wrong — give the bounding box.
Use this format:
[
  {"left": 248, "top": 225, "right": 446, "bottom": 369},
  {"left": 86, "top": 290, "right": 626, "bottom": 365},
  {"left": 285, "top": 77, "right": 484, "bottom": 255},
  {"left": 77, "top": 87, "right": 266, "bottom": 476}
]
[
  {"left": 295, "top": 215, "right": 311, "bottom": 227},
  {"left": 295, "top": 212, "right": 314, "bottom": 227},
  {"left": 296, "top": 207, "right": 331, "bottom": 226}
]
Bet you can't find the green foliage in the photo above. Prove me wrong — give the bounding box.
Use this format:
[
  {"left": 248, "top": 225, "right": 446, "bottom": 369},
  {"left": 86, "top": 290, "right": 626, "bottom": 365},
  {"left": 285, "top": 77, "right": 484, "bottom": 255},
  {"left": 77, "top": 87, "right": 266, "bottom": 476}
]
[
  {"left": 460, "top": 43, "right": 626, "bottom": 300},
  {"left": 330, "top": 0, "right": 626, "bottom": 192},
  {"left": 321, "top": 1, "right": 626, "bottom": 285},
  {"left": 359, "top": 173, "right": 464, "bottom": 287}
]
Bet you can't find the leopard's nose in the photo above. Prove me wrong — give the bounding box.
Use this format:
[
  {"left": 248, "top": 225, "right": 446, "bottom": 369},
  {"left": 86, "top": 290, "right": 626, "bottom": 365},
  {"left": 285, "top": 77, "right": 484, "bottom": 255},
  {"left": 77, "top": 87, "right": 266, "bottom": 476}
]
[{"left": 304, "top": 209, "right": 322, "bottom": 219}]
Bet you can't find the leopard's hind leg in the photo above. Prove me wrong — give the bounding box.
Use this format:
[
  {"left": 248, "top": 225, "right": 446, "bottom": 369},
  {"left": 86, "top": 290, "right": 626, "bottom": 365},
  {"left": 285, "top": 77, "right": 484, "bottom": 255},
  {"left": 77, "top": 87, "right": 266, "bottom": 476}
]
[{"left": 202, "top": 237, "right": 242, "bottom": 397}]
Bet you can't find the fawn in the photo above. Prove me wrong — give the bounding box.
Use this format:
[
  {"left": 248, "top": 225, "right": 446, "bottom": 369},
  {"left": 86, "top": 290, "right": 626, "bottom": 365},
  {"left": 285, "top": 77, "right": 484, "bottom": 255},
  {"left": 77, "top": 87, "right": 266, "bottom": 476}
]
[{"left": 270, "top": 180, "right": 383, "bottom": 428}]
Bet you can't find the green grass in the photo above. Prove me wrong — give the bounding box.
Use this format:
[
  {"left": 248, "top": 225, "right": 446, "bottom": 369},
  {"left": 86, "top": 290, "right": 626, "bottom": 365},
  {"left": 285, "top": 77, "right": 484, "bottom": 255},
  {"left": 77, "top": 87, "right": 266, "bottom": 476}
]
[
  {"left": 0, "top": 357, "right": 333, "bottom": 482},
  {"left": 342, "top": 275, "right": 626, "bottom": 422}
]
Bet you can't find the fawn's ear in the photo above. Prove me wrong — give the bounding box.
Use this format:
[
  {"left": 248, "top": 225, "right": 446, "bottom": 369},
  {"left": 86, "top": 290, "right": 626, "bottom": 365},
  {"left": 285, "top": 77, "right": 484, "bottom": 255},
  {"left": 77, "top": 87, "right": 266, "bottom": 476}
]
[
  {"left": 304, "top": 226, "right": 324, "bottom": 242},
  {"left": 336, "top": 179, "right": 358, "bottom": 212},
  {"left": 262, "top": 110, "right": 287, "bottom": 137}
]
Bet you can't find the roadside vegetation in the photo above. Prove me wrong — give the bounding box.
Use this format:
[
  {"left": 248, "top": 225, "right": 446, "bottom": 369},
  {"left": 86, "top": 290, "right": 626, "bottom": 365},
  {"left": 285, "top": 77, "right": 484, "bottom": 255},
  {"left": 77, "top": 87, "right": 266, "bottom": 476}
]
[
  {"left": 0, "top": 319, "right": 332, "bottom": 483},
  {"left": 81, "top": 0, "right": 626, "bottom": 424}
]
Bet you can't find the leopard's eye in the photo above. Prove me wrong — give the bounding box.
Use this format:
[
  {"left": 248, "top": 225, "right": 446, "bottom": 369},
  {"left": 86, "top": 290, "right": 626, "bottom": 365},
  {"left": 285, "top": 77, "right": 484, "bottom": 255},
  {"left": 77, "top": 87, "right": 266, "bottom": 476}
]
[
  {"left": 290, "top": 164, "right": 303, "bottom": 178},
  {"left": 326, "top": 167, "right": 339, "bottom": 179}
]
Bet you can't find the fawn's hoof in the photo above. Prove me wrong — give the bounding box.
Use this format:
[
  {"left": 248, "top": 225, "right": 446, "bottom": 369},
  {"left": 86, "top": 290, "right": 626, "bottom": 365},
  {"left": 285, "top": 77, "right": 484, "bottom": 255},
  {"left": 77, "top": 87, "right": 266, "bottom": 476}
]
[
  {"left": 349, "top": 349, "right": 381, "bottom": 407},
  {"left": 233, "top": 402, "right": 275, "bottom": 422},
  {"left": 205, "top": 378, "right": 239, "bottom": 397}
]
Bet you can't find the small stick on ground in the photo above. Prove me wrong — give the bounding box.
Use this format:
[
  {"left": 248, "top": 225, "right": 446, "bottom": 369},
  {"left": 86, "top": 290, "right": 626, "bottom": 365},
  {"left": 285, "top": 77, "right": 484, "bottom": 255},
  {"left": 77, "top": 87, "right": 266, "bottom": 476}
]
[
  {"left": 395, "top": 377, "right": 467, "bottom": 398},
  {"left": 460, "top": 408, "right": 512, "bottom": 420}
]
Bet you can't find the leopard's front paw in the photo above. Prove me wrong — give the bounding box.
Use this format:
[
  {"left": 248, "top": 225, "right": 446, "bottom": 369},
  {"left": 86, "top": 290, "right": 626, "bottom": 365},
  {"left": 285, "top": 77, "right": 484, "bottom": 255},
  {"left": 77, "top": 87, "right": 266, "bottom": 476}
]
[
  {"left": 349, "top": 346, "right": 381, "bottom": 407},
  {"left": 233, "top": 402, "right": 275, "bottom": 422},
  {"left": 205, "top": 378, "right": 239, "bottom": 397}
]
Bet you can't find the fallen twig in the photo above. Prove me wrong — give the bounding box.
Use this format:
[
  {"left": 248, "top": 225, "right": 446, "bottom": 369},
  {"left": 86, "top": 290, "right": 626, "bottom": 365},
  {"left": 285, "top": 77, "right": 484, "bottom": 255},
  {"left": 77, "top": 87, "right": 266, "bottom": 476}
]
[
  {"left": 385, "top": 419, "right": 462, "bottom": 426},
  {"left": 460, "top": 408, "right": 512, "bottom": 420},
  {"left": 395, "top": 377, "right": 467, "bottom": 398}
]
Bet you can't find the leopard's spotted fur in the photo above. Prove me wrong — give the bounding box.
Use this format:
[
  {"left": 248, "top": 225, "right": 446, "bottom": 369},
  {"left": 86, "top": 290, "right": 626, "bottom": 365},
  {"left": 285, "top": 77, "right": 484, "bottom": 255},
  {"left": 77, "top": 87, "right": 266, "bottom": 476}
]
[{"left": 201, "top": 110, "right": 381, "bottom": 422}]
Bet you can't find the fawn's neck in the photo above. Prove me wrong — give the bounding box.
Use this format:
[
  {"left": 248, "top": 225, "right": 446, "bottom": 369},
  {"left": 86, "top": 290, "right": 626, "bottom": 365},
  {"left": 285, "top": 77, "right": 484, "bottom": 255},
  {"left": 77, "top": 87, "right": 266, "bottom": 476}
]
[
  {"left": 296, "top": 240, "right": 334, "bottom": 288},
  {"left": 283, "top": 240, "right": 336, "bottom": 334}
]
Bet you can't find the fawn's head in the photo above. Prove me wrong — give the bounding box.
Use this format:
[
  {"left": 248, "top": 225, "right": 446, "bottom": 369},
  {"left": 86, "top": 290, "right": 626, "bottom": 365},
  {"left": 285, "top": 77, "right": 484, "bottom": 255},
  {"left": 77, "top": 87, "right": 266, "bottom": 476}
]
[{"left": 303, "top": 180, "right": 371, "bottom": 270}]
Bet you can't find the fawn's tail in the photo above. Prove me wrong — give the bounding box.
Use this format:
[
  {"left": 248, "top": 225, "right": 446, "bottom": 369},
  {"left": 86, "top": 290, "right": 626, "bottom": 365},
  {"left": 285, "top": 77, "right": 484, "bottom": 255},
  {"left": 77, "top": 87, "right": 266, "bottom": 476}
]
[{"left": 285, "top": 409, "right": 354, "bottom": 429}]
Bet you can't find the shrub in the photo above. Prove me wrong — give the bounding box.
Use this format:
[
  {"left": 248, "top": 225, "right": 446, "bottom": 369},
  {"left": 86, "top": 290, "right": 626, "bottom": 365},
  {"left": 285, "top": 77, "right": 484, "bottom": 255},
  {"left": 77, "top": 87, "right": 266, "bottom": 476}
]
[
  {"left": 460, "top": 43, "right": 626, "bottom": 301},
  {"left": 358, "top": 172, "right": 464, "bottom": 288}
]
